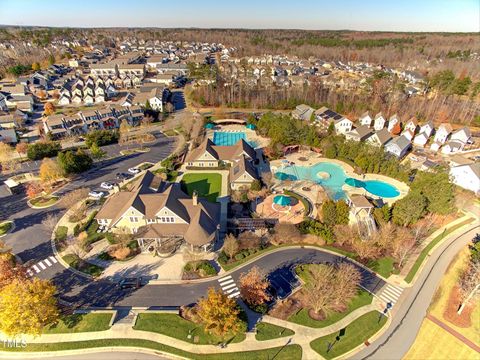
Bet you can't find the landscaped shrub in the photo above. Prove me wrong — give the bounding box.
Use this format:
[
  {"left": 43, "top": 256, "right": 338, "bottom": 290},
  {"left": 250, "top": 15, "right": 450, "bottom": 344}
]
[
  {"left": 218, "top": 251, "right": 228, "bottom": 264},
  {"left": 85, "top": 130, "right": 119, "bottom": 148},
  {"left": 198, "top": 261, "right": 217, "bottom": 276},
  {"left": 235, "top": 253, "right": 245, "bottom": 261},
  {"left": 109, "top": 246, "right": 131, "bottom": 260},
  {"left": 73, "top": 224, "right": 80, "bottom": 236},
  {"left": 27, "top": 141, "right": 61, "bottom": 160},
  {"left": 54, "top": 226, "right": 68, "bottom": 247}
]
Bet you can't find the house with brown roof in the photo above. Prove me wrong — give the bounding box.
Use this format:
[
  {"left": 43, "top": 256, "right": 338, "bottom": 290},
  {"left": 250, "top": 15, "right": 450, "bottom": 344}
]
[
  {"left": 185, "top": 138, "right": 259, "bottom": 190},
  {"left": 95, "top": 171, "right": 220, "bottom": 254}
]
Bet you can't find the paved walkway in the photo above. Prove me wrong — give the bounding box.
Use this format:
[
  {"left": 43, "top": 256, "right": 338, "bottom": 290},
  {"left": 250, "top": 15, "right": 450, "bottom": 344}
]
[
  {"left": 426, "top": 314, "right": 480, "bottom": 353},
  {"left": 17, "top": 302, "right": 384, "bottom": 360}
]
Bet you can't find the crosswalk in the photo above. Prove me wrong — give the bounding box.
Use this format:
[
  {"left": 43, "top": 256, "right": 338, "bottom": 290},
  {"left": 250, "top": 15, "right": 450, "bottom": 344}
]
[
  {"left": 218, "top": 275, "right": 240, "bottom": 299},
  {"left": 377, "top": 283, "right": 404, "bottom": 307},
  {"left": 26, "top": 256, "right": 58, "bottom": 277}
]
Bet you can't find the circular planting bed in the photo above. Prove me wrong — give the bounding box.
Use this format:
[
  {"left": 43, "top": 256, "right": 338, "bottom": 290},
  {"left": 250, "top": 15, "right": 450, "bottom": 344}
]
[{"left": 29, "top": 195, "right": 59, "bottom": 208}]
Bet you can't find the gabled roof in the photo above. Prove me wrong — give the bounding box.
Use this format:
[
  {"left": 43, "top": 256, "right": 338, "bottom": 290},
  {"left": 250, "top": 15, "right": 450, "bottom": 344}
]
[
  {"left": 230, "top": 155, "right": 258, "bottom": 182},
  {"left": 95, "top": 171, "right": 220, "bottom": 246}
]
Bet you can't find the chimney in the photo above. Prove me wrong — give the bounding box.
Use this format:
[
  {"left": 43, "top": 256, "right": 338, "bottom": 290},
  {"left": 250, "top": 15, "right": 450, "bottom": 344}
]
[{"left": 192, "top": 190, "right": 198, "bottom": 206}]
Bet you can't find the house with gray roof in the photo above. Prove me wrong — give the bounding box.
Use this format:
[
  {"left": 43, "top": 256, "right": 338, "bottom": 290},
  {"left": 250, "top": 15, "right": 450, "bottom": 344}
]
[{"left": 385, "top": 135, "right": 412, "bottom": 158}]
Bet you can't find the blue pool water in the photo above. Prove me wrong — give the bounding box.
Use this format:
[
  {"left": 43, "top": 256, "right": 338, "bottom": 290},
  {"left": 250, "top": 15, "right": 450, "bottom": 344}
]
[
  {"left": 213, "top": 131, "right": 257, "bottom": 148},
  {"left": 275, "top": 162, "right": 400, "bottom": 200}
]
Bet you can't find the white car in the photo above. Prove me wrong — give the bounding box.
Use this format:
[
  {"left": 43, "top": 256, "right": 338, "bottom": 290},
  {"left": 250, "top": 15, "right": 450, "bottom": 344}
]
[
  {"left": 88, "top": 191, "right": 105, "bottom": 199},
  {"left": 100, "top": 182, "right": 114, "bottom": 190},
  {"left": 128, "top": 167, "right": 140, "bottom": 174}
]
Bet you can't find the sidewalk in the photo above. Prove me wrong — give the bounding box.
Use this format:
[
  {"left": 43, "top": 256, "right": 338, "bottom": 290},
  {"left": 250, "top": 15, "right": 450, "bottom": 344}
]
[{"left": 14, "top": 301, "right": 385, "bottom": 360}]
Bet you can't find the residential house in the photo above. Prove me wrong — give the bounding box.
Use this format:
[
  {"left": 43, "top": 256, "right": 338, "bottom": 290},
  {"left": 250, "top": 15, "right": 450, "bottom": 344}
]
[
  {"left": 441, "top": 127, "right": 472, "bottom": 154},
  {"left": 344, "top": 125, "right": 373, "bottom": 142},
  {"left": 387, "top": 114, "right": 401, "bottom": 134},
  {"left": 0, "top": 114, "right": 19, "bottom": 129},
  {"left": 385, "top": 135, "right": 412, "bottom": 158},
  {"left": 413, "top": 121, "right": 434, "bottom": 147},
  {"left": 43, "top": 114, "right": 68, "bottom": 139},
  {"left": 314, "top": 107, "right": 353, "bottom": 134},
  {"left": 433, "top": 123, "right": 453, "bottom": 145},
  {"left": 359, "top": 112, "right": 373, "bottom": 127},
  {"left": 0, "top": 129, "right": 17, "bottom": 144},
  {"left": 118, "top": 64, "right": 146, "bottom": 79},
  {"left": 95, "top": 171, "right": 220, "bottom": 254},
  {"left": 292, "top": 104, "right": 314, "bottom": 121},
  {"left": 90, "top": 62, "right": 118, "bottom": 77},
  {"left": 373, "top": 113, "right": 386, "bottom": 131},
  {"left": 367, "top": 128, "right": 392, "bottom": 147},
  {"left": 431, "top": 123, "right": 453, "bottom": 152},
  {"left": 449, "top": 163, "right": 480, "bottom": 194},
  {"left": 404, "top": 118, "right": 418, "bottom": 134}
]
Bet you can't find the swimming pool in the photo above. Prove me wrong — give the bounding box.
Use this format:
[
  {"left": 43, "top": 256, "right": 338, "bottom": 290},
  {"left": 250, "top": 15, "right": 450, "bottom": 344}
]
[
  {"left": 275, "top": 162, "right": 400, "bottom": 200},
  {"left": 213, "top": 131, "right": 257, "bottom": 148}
]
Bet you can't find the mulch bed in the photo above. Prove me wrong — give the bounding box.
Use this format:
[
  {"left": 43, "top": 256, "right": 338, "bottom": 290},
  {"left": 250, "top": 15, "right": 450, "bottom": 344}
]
[
  {"left": 443, "top": 285, "right": 473, "bottom": 328},
  {"left": 268, "top": 294, "right": 302, "bottom": 320}
]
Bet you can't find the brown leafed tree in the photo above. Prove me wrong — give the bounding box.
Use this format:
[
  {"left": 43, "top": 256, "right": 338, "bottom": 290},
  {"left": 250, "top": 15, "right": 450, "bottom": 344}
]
[
  {"left": 223, "top": 234, "right": 239, "bottom": 259},
  {"left": 0, "top": 256, "right": 27, "bottom": 290},
  {"left": 239, "top": 266, "right": 270, "bottom": 306},
  {"left": 43, "top": 102, "right": 56, "bottom": 116},
  {"left": 272, "top": 223, "right": 302, "bottom": 245},
  {"left": 58, "top": 188, "right": 89, "bottom": 210},
  {"left": 39, "top": 158, "right": 63, "bottom": 186},
  {"left": 15, "top": 142, "right": 28, "bottom": 156},
  {"left": 196, "top": 287, "right": 241, "bottom": 338}
]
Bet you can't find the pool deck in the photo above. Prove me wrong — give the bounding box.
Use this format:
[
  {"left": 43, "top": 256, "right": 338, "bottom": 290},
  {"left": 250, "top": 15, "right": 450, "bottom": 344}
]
[
  {"left": 206, "top": 124, "right": 270, "bottom": 149},
  {"left": 270, "top": 150, "right": 409, "bottom": 205}
]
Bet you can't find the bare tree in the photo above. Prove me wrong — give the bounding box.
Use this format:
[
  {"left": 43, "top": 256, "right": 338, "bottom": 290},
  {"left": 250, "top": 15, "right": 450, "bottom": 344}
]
[
  {"left": 222, "top": 234, "right": 239, "bottom": 259},
  {"left": 458, "top": 262, "right": 480, "bottom": 314},
  {"left": 41, "top": 213, "right": 59, "bottom": 233},
  {"left": 271, "top": 223, "right": 302, "bottom": 245}
]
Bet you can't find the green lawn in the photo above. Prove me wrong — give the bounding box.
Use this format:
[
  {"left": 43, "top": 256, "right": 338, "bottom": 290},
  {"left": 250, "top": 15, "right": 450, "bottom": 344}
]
[
  {"left": 310, "top": 311, "right": 387, "bottom": 359},
  {"left": 0, "top": 221, "right": 13, "bottom": 236},
  {"left": 181, "top": 173, "right": 222, "bottom": 202},
  {"left": 367, "top": 257, "right": 395, "bottom": 278},
  {"left": 134, "top": 313, "right": 245, "bottom": 345},
  {"left": 405, "top": 217, "right": 475, "bottom": 283},
  {"left": 62, "top": 254, "right": 104, "bottom": 277},
  {"left": 288, "top": 290, "right": 373, "bottom": 328},
  {"left": 2, "top": 339, "right": 302, "bottom": 359},
  {"left": 255, "top": 322, "right": 295, "bottom": 341},
  {"left": 44, "top": 313, "right": 113, "bottom": 334},
  {"left": 30, "top": 195, "right": 59, "bottom": 207}
]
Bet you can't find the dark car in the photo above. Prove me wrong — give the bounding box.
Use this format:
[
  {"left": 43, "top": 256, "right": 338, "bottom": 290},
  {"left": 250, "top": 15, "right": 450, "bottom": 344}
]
[
  {"left": 116, "top": 172, "right": 131, "bottom": 180},
  {"left": 118, "top": 278, "right": 142, "bottom": 289}
]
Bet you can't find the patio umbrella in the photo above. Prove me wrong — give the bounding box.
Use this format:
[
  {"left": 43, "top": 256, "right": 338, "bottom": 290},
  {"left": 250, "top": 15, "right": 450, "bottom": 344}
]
[
  {"left": 204, "top": 123, "right": 215, "bottom": 129},
  {"left": 246, "top": 123, "right": 256, "bottom": 130},
  {"left": 273, "top": 195, "right": 291, "bottom": 206}
]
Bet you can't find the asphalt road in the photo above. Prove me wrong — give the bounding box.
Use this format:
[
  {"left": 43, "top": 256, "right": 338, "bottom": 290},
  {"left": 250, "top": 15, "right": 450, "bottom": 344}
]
[
  {"left": 353, "top": 226, "right": 479, "bottom": 360},
  {"left": 2, "top": 131, "right": 176, "bottom": 265}
]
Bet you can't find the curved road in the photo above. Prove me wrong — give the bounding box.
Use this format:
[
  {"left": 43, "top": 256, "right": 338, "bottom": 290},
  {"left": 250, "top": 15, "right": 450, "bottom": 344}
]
[
  {"left": 2, "top": 129, "right": 477, "bottom": 358},
  {"left": 354, "top": 226, "right": 479, "bottom": 360}
]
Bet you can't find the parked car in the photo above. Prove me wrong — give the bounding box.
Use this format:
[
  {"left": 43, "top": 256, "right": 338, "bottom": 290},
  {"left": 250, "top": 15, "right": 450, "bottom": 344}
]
[
  {"left": 100, "top": 182, "right": 114, "bottom": 190},
  {"left": 128, "top": 167, "right": 140, "bottom": 174},
  {"left": 88, "top": 191, "right": 105, "bottom": 199},
  {"left": 118, "top": 278, "right": 142, "bottom": 289},
  {"left": 116, "top": 172, "right": 131, "bottom": 180}
]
